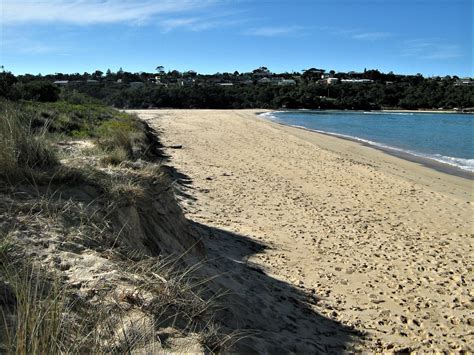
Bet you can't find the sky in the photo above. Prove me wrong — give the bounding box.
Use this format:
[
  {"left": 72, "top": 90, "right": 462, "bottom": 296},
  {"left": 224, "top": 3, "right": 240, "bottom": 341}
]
[{"left": 0, "top": 0, "right": 472, "bottom": 77}]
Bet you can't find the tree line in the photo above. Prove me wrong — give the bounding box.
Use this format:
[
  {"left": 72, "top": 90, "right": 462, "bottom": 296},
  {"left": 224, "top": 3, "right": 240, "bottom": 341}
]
[{"left": 1, "top": 68, "right": 473, "bottom": 110}]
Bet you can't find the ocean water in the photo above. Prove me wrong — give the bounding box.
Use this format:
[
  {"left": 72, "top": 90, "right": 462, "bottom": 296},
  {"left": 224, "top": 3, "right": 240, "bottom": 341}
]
[{"left": 260, "top": 110, "right": 474, "bottom": 172}]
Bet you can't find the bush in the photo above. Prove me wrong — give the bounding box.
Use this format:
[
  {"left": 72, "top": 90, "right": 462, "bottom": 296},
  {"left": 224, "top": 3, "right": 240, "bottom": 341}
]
[{"left": 18, "top": 81, "right": 60, "bottom": 102}]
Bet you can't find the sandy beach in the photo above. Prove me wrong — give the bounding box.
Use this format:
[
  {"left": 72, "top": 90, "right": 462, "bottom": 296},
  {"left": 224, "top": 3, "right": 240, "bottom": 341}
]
[{"left": 133, "top": 109, "right": 473, "bottom": 352}]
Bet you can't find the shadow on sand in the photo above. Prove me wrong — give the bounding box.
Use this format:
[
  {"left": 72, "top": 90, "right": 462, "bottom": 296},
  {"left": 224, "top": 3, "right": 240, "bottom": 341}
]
[{"left": 191, "top": 221, "right": 364, "bottom": 353}]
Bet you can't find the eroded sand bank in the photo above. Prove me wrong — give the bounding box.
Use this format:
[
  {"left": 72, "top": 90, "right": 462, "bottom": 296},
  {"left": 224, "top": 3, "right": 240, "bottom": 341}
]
[{"left": 133, "top": 109, "right": 473, "bottom": 352}]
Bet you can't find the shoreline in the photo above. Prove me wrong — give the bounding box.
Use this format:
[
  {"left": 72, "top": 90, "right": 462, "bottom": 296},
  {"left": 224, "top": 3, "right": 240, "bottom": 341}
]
[
  {"left": 381, "top": 108, "right": 474, "bottom": 114},
  {"left": 258, "top": 112, "right": 473, "bottom": 180}
]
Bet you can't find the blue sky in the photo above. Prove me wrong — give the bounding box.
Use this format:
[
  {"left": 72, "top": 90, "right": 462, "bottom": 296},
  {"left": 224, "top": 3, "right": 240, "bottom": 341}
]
[{"left": 1, "top": 0, "right": 472, "bottom": 76}]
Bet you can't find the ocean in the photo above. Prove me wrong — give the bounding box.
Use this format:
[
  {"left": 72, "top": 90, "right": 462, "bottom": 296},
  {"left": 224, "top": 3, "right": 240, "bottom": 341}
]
[{"left": 260, "top": 110, "right": 474, "bottom": 173}]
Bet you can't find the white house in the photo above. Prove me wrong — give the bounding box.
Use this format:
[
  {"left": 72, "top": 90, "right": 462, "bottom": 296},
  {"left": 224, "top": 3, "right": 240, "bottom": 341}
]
[
  {"left": 277, "top": 79, "right": 296, "bottom": 86},
  {"left": 258, "top": 77, "right": 272, "bottom": 84},
  {"left": 325, "top": 78, "right": 339, "bottom": 85},
  {"left": 341, "top": 79, "right": 373, "bottom": 84}
]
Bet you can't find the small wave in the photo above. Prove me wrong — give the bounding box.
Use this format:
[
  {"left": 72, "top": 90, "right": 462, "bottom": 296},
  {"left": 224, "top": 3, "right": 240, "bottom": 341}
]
[
  {"left": 430, "top": 155, "right": 474, "bottom": 172},
  {"left": 258, "top": 111, "right": 287, "bottom": 121},
  {"left": 363, "top": 111, "right": 415, "bottom": 116},
  {"left": 309, "top": 128, "right": 474, "bottom": 172}
]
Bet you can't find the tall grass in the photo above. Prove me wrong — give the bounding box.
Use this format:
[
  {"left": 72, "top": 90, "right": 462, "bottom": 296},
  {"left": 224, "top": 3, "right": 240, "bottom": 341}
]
[
  {"left": 0, "top": 269, "right": 70, "bottom": 354},
  {"left": 0, "top": 238, "right": 73, "bottom": 354},
  {"left": 0, "top": 101, "right": 57, "bottom": 182}
]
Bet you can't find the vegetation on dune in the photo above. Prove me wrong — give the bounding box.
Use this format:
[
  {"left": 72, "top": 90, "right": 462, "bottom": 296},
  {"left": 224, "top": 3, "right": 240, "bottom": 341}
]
[
  {"left": 0, "top": 97, "right": 231, "bottom": 353},
  {"left": 0, "top": 98, "right": 151, "bottom": 180}
]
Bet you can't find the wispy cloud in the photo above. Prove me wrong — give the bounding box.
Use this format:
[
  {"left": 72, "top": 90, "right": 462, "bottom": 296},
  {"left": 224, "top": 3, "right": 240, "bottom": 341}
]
[
  {"left": 1, "top": 0, "right": 217, "bottom": 26},
  {"left": 402, "top": 39, "right": 462, "bottom": 60},
  {"left": 326, "top": 27, "right": 392, "bottom": 41},
  {"left": 242, "top": 26, "right": 307, "bottom": 37},
  {"left": 1, "top": 37, "right": 70, "bottom": 56},
  {"left": 159, "top": 12, "right": 246, "bottom": 33},
  {"left": 351, "top": 32, "right": 391, "bottom": 41}
]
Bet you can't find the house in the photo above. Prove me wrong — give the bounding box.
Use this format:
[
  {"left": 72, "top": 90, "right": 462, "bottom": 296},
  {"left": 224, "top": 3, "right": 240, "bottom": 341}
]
[
  {"left": 324, "top": 78, "right": 339, "bottom": 85},
  {"left": 258, "top": 77, "right": 272, "bottom": 84},
  {"left": 277, "top": 79, "right": 296, "bottom": 86},
  {"left": 218, "top": 83, "right": 234, "bottom": 86},
  {"left": 455, "top": 78, "right": 474, "bottom": 86},
  {"left": 303, "top": 68, "right": 325, "bottom": 77},
  {"left": 53, "top": 80, "right": 69, "bottom": 85},
  {"left": 321, "top": 72, "right": 335, "bottom": 79},
  {"left": 341, "top": 79, "right": 373, "bottom": 84},
  {"left": 178, "top": 78, "right": 195, "bottom": 86}
]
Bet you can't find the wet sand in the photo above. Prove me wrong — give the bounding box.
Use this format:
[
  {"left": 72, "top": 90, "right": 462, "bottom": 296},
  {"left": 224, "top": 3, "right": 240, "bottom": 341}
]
[{"left": 134, "top": 109, "right": 473, "bottom": 352}]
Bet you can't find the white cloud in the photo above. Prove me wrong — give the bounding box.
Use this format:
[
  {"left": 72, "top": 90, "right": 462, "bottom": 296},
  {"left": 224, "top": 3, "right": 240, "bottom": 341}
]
[
  {"left": 351, "top": 32, "right": 391, "bottom": 41},
  {"left": 1, "top": 0, "right": 217, "bottom": 26},
  {"left": 402, "top": 39, "right": 462, "bottom": 60},
  {"left": 243, "top": 26, "right": 306, "bottom": 37}
]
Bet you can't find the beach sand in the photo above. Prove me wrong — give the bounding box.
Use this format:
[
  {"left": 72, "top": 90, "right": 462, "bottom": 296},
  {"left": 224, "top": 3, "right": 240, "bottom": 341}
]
[{"left": 133, "top": 109, "right": 473, "bottom": 352}]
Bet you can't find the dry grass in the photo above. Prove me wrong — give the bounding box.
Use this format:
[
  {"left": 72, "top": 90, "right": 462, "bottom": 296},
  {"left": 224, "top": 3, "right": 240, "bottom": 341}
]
[
  {"left": 0, "top": 101, "right": 57, "bottom": 183},
  {"left": 96, "top": 119, "right": 149, "bottom": 165},
  {"left": 0, "top": 212, "right": 227, "bottom": 353},
  {"left": 0, "top": 240, "right": 74, "bottom": 354},
  {"left": 0, "top": 100, "right": 238, "bottom": 353},
  {"left": 0, "top": 175, "right": 234, "bottom": 354}
]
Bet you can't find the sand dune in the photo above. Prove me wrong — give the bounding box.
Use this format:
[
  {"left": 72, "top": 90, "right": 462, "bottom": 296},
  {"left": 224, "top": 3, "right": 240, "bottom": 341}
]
[{"left": 133, "top": 109, "right": 473, "bottom": 352}]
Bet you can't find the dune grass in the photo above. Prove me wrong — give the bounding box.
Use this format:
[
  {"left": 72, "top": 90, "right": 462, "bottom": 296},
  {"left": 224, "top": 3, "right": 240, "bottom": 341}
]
[
  {"left": 0, "top": 238, "right": 229, "bottom": 353},
  {"left": 0, "top": 101, "right": 57, "bottom": 182},
  {"left": 0, "top": 99, "right": 234, "bottom": 353}
]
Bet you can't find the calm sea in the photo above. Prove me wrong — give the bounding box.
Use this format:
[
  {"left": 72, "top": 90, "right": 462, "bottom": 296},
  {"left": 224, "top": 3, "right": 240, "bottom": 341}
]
[{"left": 261, "top": 110, "right": 474, "bottom": 172}]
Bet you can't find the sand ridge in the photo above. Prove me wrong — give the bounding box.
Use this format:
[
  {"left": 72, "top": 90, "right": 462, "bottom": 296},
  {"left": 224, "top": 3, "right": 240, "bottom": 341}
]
[{"left": 133, "top": 109, "right": 473, "bottom": 352}]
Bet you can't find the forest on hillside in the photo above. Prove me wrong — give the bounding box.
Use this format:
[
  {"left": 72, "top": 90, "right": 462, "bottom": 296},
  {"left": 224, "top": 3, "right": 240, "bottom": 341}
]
[{"left": 1, "top": 68, "right": 473, "bottom": 111}]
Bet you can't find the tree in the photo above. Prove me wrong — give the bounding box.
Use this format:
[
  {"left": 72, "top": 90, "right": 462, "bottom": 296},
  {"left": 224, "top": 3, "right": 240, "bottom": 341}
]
[
  {"left": 21, "top": 81, "right": 60, "bottom": 102},
  {"left": 302, "top": 68, "right": 324, "bottom": 81},
  {"left": 253, "top": 66, "right": 270, "bottom": 74},
  {"left": 0, "top": 71, "right": 18, "bottom": 98},
  {"left": 155, "top": 66, "right": 165, "bottom": 75},
  {"left": 93, "top": 70, "right": 104, "bottom": 79}
]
